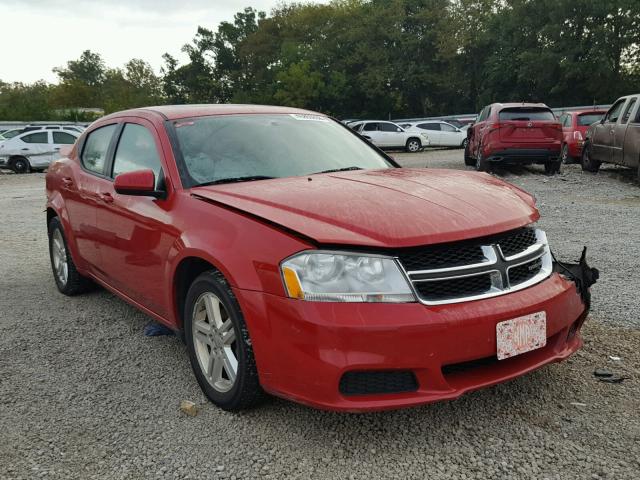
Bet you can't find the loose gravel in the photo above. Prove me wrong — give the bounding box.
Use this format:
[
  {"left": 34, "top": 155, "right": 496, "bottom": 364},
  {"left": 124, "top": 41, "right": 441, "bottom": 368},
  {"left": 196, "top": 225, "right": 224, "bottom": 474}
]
[{"left": 1, "top": 155, "right": 639, "bottom": 480}]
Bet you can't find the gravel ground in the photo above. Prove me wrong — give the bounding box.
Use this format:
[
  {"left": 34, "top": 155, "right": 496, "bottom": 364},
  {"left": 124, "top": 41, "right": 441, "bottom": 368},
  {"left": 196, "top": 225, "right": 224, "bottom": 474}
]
[{"left": 1, "top": 155, "right": 639, "bottom": 480}]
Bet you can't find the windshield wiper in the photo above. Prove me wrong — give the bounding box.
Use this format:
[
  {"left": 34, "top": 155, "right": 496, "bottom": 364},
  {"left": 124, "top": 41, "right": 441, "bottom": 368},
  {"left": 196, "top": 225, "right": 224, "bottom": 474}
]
[
  {"left": 198, "top": 175, "right": 276, "bottom": 186},
  {"left": 312, "top": 166, "right": 363, "bottom": 175}
]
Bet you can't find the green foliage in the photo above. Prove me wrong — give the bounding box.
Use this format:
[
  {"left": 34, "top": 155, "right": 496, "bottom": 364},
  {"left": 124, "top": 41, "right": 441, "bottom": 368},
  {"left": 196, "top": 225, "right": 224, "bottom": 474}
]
[{"left": 1, "top": 0, "right": 639, "bottom": 121}]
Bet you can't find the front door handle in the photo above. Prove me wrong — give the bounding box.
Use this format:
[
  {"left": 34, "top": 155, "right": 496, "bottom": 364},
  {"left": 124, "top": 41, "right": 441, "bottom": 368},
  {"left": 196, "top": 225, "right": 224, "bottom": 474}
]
[
  {"left": 99, "top": 192, "right": 114, "bottom": 204},
  {"left": 21, "top": 148, "right": 29, "bottom": 151}
]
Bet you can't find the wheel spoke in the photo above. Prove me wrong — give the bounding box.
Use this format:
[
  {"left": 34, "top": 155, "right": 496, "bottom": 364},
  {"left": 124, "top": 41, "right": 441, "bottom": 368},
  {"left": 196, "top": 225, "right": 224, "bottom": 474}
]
[
  {"left": 218, "top": 319, "right": 235, "bottom": 345},
  {"left": 221, "top": 348, "right": 238, "bottom": 382},
  {"left": 211, "top": 354, "right": 224, "bottom": 383},
  {"left": 204, "top": 294, "right": 224, "bottom": 327},
  {"left": 206, "top": 350, "right": 216, "bottom": 378}
]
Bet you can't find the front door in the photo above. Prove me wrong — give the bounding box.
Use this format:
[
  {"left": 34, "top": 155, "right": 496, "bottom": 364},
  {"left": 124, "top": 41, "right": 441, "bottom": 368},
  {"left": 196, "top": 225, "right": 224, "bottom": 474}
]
[
  {"left": 93, "top": 119, "right": 175, "bottom": 318},
  {"left": 612, "top": 97, "right": 637, "bottom": 166},
  {"left": 592, "top": 99, "right": 627, "bottom": 163}
]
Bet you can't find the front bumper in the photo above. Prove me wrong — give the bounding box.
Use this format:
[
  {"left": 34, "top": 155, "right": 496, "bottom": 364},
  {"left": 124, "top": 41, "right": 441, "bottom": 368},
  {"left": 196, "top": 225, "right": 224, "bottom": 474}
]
[
  {"left": 486, "top": 148, "right": 560, "bottom": 164},
  {"left": 235, "top": 272, "right": 587, "bottom": 412}
]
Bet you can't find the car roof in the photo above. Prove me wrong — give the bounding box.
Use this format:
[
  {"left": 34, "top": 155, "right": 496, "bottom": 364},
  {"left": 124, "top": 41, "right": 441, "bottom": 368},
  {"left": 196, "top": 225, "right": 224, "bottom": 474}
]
[
  {"left": 567, "top": 109, "right": 607, "bottom": 115},
  {"left": 99, "top": 104, "right": 323, "bottom": 122}
]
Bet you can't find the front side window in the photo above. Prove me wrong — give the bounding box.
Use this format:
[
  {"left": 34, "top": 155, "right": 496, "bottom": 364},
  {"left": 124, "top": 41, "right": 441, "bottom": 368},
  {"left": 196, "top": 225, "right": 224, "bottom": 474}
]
[
  {"left": 440, "top": 123, "right": 457, "bottom": 132},
  {"left": 172, "top": 114, "right": 393, "bottom": 187},
  {"left": 379, "top": 122, "right": 400, "bottom": 132},
  {"left": 112, "top": 124, "right": 162, "bottom": 186},
  {"left": 53, "top": 131, "right": 77, "bottom": 145},
  {"left": 22, "top": 132, "right": 48, "bottom": 144},
  {"left": 81, "top": 124, "right": 117, "bottom": 174},
  {"left": 621, "top": 98, "right": 637, "bottom": 124},
  {"left": 363, "top": 122, "right": 378, "bottom": 132},
  {"left": 605, "top": 100, "right": 626, "bottom": 123}
]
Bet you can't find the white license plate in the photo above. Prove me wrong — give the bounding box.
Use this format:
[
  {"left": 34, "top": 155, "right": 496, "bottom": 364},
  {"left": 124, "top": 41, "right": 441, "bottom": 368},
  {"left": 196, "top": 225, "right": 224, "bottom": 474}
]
[{"left": 496, "top": 312, "right": 547, "bottom": 360}]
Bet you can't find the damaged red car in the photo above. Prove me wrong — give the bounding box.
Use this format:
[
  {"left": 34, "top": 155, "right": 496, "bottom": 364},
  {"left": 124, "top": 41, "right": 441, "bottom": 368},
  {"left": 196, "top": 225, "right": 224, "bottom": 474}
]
[{"left": 45, "top": 105, "right": 597, "bottom": 412}]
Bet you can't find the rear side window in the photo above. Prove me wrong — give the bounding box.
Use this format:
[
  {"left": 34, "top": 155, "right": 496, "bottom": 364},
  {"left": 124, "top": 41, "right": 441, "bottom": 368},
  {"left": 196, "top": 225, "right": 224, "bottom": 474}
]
[
  {"left": 22, "top": 132, "right": 48, "bottom": 144},
  {"left": 499, "top": 108, "right": 555, "bottom": 121},
  {"left": 417, "top": 123, "right": 439, "bottom": 130},
  {"left": 81, "top": 124, "right": 117, "bottom": 174},
  {"left": 53, "top": 131, "right": 76, "bottom": 145},
  {"left": 621, "top": 98, "right": 637, "bottom": 124},
  {"left": 577, "top": 113, "right": 604, "bottom": 126},
  {"left": 112, "top": 124, "right": 162, "bottom": 186}
]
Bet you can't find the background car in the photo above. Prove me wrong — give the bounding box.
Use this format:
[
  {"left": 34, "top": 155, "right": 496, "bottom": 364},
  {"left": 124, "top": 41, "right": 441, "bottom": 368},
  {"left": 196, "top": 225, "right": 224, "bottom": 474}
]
[
  {"left": 0, "top": 129, "right": 78, "bottom": 173},
  {"left": 353, "top": 120, "right": 429, "bottom": 152},
  {"left": 0, "top": 128, "right": 25, "bottom": 141},
  {"left": 404, "top": 120, "right": 468, "bottom": 148},
  {"left": 24, "top": 124, "right": 85, "bottom": 133},
  {"left": 582, "top": 94, "right": 640, "bottom": 178},
  {"left": 557, "top": 110, "right": 606, "bottom": 163},
  {"left": 465, "top": 103, "right": 563, "bottom": 174}
]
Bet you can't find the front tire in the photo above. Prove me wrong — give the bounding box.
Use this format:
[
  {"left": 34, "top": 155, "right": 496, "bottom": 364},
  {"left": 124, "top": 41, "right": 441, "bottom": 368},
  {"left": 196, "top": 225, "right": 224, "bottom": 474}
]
[
  {"left": 405, "top": 138, "right": 421, "bottom": 153},
  {"left": 184, "top": 270, "right": 264, "bottom": 411},
  {"left": 11, "top": 156, "right": 30, "bottom": 174},
  {"left": 48, "top": 216, "right": 93, "bottom": 295},
  {"left": 581, "top": 142, "right": 601, "bottom": 173}
]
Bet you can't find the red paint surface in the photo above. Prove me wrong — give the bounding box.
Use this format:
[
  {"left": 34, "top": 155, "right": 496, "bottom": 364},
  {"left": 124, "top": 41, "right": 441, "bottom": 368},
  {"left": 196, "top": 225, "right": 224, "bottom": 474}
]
[{"left": 46, "top": 105, "right": 588, "bottom": 411}]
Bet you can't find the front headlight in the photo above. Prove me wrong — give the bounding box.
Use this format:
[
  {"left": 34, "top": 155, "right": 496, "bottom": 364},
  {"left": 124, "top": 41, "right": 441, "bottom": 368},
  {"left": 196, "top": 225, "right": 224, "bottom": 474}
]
[{"left": 281, "top": 251, "right": 415, "bottom": 303}]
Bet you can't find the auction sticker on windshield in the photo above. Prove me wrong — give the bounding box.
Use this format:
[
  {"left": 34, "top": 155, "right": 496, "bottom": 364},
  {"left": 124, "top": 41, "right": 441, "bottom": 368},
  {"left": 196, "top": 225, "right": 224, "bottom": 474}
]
[{"left": 496, "top": 312, "right": 546, "bottom": 360}]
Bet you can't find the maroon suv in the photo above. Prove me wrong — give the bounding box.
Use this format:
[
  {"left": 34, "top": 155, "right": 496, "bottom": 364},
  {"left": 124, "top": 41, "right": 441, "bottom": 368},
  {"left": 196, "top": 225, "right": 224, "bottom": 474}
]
[{"left": 465, "top": 103, "right": 563, "bottom": 174}]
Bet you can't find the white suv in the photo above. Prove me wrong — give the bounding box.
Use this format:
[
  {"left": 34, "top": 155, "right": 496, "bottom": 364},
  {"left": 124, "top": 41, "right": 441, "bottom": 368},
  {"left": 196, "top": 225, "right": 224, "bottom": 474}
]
[
  {"left": 353, "top": 121, "right": 429, "bottom": 152},
  {"left": 404, "top": 120, "right": 468, "bottom": 148}
]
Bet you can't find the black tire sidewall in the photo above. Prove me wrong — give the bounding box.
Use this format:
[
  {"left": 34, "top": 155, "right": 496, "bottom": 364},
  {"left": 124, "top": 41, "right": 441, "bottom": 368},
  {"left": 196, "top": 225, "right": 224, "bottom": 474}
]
[
  {"left": 48, "top": 217, "right": 70, "bottom": 292},
  {"left": 12, "top": 157, "right": 29, "bottom": 174},
  {"left": 183, "top": 272, "right": 253, "bottom": 409}
]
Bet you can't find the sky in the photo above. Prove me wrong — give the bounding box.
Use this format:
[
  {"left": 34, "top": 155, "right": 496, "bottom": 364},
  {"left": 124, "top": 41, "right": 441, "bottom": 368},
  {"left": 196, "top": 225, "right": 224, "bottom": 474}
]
[{"left": 0, "top": 0, "right": 328, "bottom": 84}]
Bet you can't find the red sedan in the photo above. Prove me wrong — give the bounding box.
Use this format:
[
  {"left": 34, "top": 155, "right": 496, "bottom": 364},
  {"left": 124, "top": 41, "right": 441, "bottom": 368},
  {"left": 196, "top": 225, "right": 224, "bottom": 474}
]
[
  {"left": 46, "top": 105, "right": 594, "bottom": 412},
  {"left": 557, "top": 110, "right": 606, "bottom": 163}
]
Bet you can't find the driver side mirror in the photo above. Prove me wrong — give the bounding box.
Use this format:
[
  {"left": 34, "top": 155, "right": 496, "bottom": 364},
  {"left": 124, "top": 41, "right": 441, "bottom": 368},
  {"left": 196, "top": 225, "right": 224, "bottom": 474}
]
[{"left": 114, "top": 169, "right": 166, "bottom": 199}]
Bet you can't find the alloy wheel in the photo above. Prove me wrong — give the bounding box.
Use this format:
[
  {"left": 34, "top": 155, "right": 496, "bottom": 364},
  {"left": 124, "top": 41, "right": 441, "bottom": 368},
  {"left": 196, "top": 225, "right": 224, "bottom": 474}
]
[
  {"left": 51, "top": 229, "right": 68, "bottom": 286},
  {"left": 192, "top": 292, "right": 238, "bottom": 393},
  {"left": 407, "top": 140, "right": 420, "bottom": 152}
]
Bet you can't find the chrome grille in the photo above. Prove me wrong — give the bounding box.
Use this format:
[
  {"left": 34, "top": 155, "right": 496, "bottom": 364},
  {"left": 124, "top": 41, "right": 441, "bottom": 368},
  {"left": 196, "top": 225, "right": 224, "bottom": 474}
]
[{"left": 397, "top": 228, "right": 552, "bottom": 305}]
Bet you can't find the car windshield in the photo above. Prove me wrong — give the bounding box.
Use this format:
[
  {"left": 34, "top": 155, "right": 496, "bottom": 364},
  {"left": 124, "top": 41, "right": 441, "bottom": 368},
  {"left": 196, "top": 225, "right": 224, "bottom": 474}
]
[
  {"left": 2, "top": 129, "right": 22, "bottom": 139},
  {"left": 577, "top": 113, "right": 604, "bottom": 126},
  {"left": 171, "top": 114, "right": 393, "bottom": 187},
  {"left": 499, "top": 108, "right": 555, "bottom": 121}
]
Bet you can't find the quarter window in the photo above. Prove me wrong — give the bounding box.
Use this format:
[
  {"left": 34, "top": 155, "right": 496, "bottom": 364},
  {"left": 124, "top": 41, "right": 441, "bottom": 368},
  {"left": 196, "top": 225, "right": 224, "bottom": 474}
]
[
  {"left": 22, "top": 132, "right": 48, "bottom": 144},
  {"left": 81, "top": 124, "right": 117, "bottom": 174},
  {"left": 112, "top": 124, "right": 162, "bottom": 186},
  {"left": 53, "top": 131, "right": 77, "bottom": 144}
]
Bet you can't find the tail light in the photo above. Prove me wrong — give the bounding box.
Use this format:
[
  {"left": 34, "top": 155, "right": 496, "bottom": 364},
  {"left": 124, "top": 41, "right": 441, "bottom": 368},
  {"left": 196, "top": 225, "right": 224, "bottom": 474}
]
[
  {"left": 488, "top": 122, "right": 501, "bottom": 131},
  {"left": 573, "top": 131, "right": 583, "bottom": 141}
]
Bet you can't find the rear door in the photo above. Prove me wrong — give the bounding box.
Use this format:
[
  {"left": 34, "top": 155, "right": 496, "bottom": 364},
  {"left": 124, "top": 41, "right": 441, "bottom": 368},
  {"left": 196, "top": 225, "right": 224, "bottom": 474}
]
[
  {"left": 497, "top": 107, "right": 560, "bottom": 144},
  {"left": 612, "top": 97, "right": 637, "bottom": 166},
  {"left": 591, "top": 99, "right": 626, "bottom": 162}
]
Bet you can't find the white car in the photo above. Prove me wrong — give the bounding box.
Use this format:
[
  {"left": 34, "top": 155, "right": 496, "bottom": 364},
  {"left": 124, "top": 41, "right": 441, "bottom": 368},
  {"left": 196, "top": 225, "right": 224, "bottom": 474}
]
[
  {"left": 405, "top": 120, "right": 468, "bottom": 148},
  {"left": 0, "top": 129, "right": 79, "bottom": 173},
  {"left": 353, "top": 121, "right": 429, "bottom": 152},
  {"left": 24, "top": 124, "right": 85, "bottom": 133}
]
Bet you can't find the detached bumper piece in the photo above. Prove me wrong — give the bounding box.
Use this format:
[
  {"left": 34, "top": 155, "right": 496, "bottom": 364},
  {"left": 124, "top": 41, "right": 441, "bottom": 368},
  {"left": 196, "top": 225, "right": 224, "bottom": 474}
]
[{"left": 553, "top": 247, "right": 599, "bottom": 309}]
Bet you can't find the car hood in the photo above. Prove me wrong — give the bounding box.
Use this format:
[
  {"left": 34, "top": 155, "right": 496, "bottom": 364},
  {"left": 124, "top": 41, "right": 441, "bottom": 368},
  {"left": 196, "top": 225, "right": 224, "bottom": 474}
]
[{"left": 191, "top": 168, "right": 539, "bottom": 249}]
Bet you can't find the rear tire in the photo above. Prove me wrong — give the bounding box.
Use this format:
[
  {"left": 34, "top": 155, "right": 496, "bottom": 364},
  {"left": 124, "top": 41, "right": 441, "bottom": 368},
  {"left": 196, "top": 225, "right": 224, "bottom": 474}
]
[
  {"left": 405, "top": 138, "right": 421, "bottom": 153},
  {"left": 581, "top": 142, "right": 601, "bottom": 173},
  {"left": 561, "top": 144, "right": 572, "bottom": 164},
  {"left": 464, "top": 142, "right": 474, "bottom": 166},
  {"left": 48, "top": 216, "right": 93, "bottom": 295},
  {"left": 544, "top": 161, "right": 561, "bottom": 175},
  {"left": 184, "top": 270, "right": 265, "bottom": 411},
  {"left": 11, "top": 156, "right": 30, "bottom": 174},
  {"left": 475, "top": 149, "right": 490, "bottom": 172}
]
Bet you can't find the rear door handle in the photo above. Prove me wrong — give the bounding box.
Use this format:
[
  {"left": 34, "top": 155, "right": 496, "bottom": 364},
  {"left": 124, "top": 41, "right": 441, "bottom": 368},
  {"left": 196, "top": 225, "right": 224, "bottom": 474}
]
[{"left": 99, "top": 192, "right": 114, "bottom": 204}]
